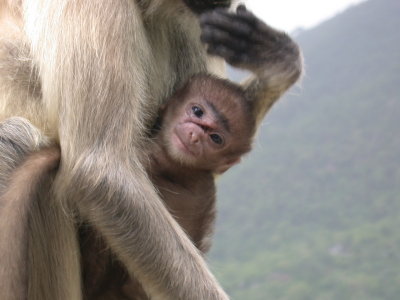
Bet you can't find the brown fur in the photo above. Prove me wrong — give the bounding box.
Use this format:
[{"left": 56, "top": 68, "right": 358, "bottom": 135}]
[{"left": 0, "top": 1, "right": 302, "bottom": 299}]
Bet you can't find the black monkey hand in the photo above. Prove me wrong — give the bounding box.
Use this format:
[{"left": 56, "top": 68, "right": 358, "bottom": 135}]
[{"left": 200, "top": 5, "right": 300, "bottom": 72}]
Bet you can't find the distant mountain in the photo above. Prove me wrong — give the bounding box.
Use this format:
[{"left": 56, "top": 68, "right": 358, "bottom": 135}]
[{"left": 210, "top": 0, "right": 400, "bottom": 299}]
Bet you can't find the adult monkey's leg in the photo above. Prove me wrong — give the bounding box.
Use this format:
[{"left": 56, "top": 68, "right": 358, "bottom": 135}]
[
  {"left": 0, "top": 117, "right": 81, "bottom": 300},
  {"left": 0, "top": 118, "right": 49, "bottom": 300}
]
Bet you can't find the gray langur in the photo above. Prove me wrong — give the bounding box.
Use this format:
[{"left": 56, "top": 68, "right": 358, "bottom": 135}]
[
  {"left": 2, "top": 74, "right": 257, "bottom": 298},
  {"left": 0, "top": 1, "right": 302, "bottom": 299}
]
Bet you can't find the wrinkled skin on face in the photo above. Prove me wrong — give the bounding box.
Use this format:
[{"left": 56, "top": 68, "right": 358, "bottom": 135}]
[
  {"left": 160, "top": 91, "right": 250, "bottom": 174},
  {"left": 183, "top": 0, "right": 231, "bottom": 15}
]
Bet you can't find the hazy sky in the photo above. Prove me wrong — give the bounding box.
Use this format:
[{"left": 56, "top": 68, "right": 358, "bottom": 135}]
[{"left": 245, "top": 0, "right": 366, "bottom": 32}]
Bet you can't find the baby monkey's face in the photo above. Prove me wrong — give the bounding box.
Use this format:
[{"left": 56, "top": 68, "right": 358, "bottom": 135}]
[{"left": 161, "top": 94, "right": 248, "bottom": 173}]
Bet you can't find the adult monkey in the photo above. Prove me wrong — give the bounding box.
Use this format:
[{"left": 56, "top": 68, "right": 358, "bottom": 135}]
[{"left": 0, "top": 1, "right": 302, "bottom": 300}]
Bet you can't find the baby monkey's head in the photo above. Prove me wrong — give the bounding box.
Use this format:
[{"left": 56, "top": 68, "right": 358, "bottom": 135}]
[{"left": 159, "top": 74, "right": 255, "bottom": 174}]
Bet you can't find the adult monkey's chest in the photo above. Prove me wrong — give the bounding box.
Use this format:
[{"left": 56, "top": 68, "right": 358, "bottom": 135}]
[{"left": 143, "top": 14, "right": 223, "bottom": 109}]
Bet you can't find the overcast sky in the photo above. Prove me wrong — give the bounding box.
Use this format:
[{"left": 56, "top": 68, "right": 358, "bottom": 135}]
[{"left": 245, "top": 0, "right": 366, "bottom": 32}]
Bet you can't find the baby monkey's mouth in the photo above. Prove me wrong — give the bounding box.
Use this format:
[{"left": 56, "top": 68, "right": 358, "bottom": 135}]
[{"left": 173, "top": 130, "right": 197, "bottom": 157}]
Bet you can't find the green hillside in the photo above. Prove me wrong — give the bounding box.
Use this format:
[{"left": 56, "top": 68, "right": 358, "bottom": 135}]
[{"left": 210, "top": 0, "right": 400, "bottom": 299}]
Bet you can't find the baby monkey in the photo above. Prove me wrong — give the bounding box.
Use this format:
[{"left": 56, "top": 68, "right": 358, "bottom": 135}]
[
  {"left": 0, "top": 74, "right": 256, "bottom": 298},
  {"left": 79, "top": 73, "right": 256, "bottom": 297},
  {"left": 146, "top": 73, "right": 255, "bottom": 250}
]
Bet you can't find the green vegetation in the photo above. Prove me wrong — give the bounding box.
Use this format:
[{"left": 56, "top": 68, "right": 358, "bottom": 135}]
[{"left": 209, "top": 0, "right": 400, "bottom": 298}]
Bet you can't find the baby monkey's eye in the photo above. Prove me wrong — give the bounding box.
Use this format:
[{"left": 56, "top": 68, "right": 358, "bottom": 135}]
[
  {"left": 210, "top": 133, "right": 223, "bottom": 145},
  {"left": 192, "top": 106, "right": 204, "bottom": 118}
]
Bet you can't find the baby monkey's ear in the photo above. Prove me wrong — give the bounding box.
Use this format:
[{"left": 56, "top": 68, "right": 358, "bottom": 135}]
[{"left": 214, "top": 157, "right": 241, "bottom": 174}]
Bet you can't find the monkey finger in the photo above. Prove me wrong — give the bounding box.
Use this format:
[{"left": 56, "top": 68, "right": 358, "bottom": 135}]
[
  {"left": 200, "top": 26, "right": 250, "bottom": 53},
  {"left": 236, "top": 4, "right": 256, "bottom": 21},
  {"left": 206, "top": 44, "right": 249, "bottom": 66},
  {"left": 234, "top": 6, "right": 286, "bottom": 45},
  {"left": 211, "top": 6, "right": 257, "bottom": 27},
  {"left": 200, "top": 9, "right": 254, "bottom": 40},
  {"left": 236, "top": 4, "right": 247, "bottom": 12},
  {"left": 200, "top": 9, "right": 276, "bottom": 48},
  {"left": 220, "top": 5, "right": 259, "bottom": 29}
]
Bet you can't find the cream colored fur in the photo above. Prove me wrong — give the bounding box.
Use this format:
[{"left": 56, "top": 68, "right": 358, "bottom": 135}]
[{"left": 0, "top": 0, "right": 302, "bottom": 299}]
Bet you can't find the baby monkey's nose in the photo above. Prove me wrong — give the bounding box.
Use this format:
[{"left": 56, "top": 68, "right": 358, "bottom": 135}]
[{"left": 189, "top": 131, "right": 200, "bottom": 144}]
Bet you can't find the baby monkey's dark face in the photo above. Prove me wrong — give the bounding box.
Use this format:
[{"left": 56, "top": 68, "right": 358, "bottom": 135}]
[{"left": 161, "top": 93, "right": 248, "bottom": 173}]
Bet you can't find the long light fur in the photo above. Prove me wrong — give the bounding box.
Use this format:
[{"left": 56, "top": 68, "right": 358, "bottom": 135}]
[{"left": 0, "top": 0, "right": 302, "bottom": 299}]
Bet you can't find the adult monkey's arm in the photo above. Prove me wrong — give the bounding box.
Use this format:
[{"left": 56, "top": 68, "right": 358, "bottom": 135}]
[
  {"left": 201, "top": 5, "right": 303, "bottom": 126},
  {"left": 23, "top": 1, "right": 228, "bottom": 299}
]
